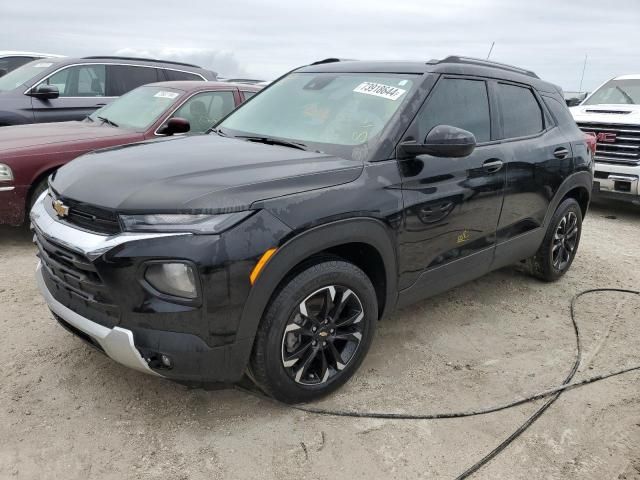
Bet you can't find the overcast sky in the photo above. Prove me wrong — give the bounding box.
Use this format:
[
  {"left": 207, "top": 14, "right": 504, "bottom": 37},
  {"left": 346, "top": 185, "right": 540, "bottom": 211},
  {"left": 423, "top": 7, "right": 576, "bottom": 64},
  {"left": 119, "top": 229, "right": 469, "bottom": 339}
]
[{"left": 2, "top": 0, "right": 639, "bottom": 91}]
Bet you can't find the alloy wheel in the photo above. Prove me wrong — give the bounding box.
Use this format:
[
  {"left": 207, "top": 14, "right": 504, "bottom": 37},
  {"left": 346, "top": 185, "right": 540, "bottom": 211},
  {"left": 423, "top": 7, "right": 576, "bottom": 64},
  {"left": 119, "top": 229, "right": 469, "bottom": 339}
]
[
  {"left": 552, "top": 211, "right": 579, "bottom": 271},
  {"left": 281, "top": 285, "right": 365, "bottom": 385}
]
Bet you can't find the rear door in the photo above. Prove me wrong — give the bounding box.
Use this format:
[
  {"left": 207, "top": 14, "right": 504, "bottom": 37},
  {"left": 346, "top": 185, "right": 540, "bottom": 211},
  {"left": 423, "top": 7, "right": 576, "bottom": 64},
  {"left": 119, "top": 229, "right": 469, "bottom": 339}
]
[
  {"left": 493, "top": 81, "right": 574, "bottom": 264},
  {"left": 397, "top": 76, "right": 506, "bottom": 295},
  {"left": 32, "top": 64, "right": 110, "bottom": 123},
  {"left": 106, "top": 65, "right": 163, "bottom": 96}
]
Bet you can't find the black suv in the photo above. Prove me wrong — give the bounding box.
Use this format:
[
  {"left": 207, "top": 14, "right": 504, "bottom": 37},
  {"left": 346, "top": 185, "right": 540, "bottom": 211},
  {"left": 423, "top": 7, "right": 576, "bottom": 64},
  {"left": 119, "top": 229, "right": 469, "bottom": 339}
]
[
  {"left": 32, "top": 57, "right": 592, "bottom": 403},
  {"left": 0, "top": 56, "right": 217, "bottom": 126}
]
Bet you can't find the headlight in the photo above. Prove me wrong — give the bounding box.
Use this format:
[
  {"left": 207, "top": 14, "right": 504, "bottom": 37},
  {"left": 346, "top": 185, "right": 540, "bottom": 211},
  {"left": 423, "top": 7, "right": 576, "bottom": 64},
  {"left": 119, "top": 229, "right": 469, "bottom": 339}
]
[
  {"left": 144, "top": 262, "right": 197, "bottom": 299},
  {"left": 0, "top": 164, "right": 14, "bottom": 182},
  {"left": 119, "top": 211, "right": 253, "bottom": 234}
]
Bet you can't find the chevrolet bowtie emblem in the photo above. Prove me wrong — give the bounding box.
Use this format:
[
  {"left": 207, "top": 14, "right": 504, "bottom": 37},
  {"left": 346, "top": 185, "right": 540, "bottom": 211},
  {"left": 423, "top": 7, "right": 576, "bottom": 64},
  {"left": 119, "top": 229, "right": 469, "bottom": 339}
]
[{"left": 53, "top": 199, "right": 69, "bottom": 218}]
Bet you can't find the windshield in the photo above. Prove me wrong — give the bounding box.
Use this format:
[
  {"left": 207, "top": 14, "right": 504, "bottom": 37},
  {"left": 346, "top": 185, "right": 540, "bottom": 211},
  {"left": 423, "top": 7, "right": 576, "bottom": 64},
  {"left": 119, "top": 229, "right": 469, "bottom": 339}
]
[
  {"left": 0, "top": 60, "right": 57, "bottom": 92},
  {"left": 218, "top": 72, "right": 417, "bottom": 159},
  {"left": 87, "top": 86, "right": 183, "bottom": 130},
  {"left": 583, "top": 79, "right": 640, "bottom": 105}
]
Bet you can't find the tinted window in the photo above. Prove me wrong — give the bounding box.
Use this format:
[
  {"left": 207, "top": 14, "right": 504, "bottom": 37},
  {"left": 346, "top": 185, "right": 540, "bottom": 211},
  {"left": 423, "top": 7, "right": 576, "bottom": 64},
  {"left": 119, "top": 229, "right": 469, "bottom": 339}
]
[
  {"left": 45, "top": 65, "right": 106, "bottom": 97},
  {"left": 498, "top": 83, "right": 543, "bottom": 138},
  {"left": 241, "top": 91, "right": 257, "bottom": 101},
  {"left": 0, "top": 56, "right": 34, "bottom": 74},
  {"left": 163, "top": 69, "right": 202, "bottom": 81},
  {"left": 171, "top": 91, "right": 235, "bottom": 133},
  {"left": 107, "top": 65, "right": 162, "bottom": 96},
  {"left": 416, "top": 78, "right": 491, "bottom": 143},
  {"left": 543, "top": 96, "right": 576, "bottom": 127}
]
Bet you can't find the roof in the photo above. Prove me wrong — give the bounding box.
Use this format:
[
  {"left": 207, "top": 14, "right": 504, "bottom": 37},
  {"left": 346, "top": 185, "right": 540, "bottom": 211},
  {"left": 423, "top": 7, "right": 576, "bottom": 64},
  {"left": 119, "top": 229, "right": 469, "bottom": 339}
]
[
  {"left": 48, "top": 56, "right": 215, "bottom": 75},
  {"left": 144, "top": 81, "right": 262, "bottom": 92},
  {"left": 298, "top": 56, "right": 559, "bottom": 93},
  {"left": 0, "top": 51, "right": 65, "bottom": 58}
]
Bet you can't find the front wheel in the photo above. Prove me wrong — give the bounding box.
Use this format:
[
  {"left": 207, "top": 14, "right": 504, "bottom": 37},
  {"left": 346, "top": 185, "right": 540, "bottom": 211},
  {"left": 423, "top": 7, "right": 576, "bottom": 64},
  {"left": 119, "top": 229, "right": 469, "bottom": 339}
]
[
  {"left": 250, "top": 259, "right": 378, "bottom": 404},
  {"left": 528, "top": 198, "right": 583, "bottom": 282}
]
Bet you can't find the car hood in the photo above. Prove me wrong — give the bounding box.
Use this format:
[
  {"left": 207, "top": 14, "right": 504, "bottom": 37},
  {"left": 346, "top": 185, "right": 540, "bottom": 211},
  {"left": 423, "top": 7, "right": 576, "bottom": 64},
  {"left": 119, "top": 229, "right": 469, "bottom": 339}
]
[
  {"left": 51, "top": 135, "right": 363, "bottom": 212},
  {"left": 0, "top": 121, "right": 133, "bottom": 154},
  {"left": 570, "top": 104, "right": 640, "bottom": 124}
]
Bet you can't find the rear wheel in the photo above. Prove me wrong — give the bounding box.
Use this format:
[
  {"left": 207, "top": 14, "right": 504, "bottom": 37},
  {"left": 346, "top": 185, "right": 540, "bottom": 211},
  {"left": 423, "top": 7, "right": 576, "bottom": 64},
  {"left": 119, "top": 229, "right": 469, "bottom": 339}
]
[
  {"left": 528, "top": 198, "right": 582, "bottom": 282},
  {"left": 250, "top": 259, "right": 377, "bottom": 403}
]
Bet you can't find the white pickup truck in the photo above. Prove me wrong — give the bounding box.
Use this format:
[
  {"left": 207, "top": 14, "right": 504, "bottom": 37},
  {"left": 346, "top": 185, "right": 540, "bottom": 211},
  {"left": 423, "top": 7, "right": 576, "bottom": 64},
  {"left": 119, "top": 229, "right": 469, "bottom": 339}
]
[{"left": 571, "top": 74, "right": 640, "bottom": 205}]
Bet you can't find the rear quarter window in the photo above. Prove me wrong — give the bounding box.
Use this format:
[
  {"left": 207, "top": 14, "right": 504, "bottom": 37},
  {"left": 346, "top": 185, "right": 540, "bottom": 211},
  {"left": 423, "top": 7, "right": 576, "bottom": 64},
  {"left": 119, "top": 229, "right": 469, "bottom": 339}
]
[
  {"left": 498, "top": 83, "right": 544, "bottom": 138},
  {"left": 543, "top": 95, "right": 577, "bottom": 127}
]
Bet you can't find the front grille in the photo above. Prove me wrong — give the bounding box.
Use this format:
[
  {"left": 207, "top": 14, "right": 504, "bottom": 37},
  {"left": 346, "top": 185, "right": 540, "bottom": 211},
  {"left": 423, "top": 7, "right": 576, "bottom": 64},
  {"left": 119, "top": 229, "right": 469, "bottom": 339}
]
[
  {"left": 577, "top": 122, "right": 640, "bottom": 165},
  {"left": 34, "top": 228, "right": 120, "bottom": 327},
  {"left": 49, "top": 194, "right": 121, "bottom": 235}
]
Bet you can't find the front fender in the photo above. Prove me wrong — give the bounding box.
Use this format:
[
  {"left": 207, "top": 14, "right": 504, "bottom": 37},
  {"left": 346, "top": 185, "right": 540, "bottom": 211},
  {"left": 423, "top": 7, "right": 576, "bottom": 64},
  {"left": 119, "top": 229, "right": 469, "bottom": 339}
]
[{"left": 235, "top": 216, "right": 398, "bottom": 346}]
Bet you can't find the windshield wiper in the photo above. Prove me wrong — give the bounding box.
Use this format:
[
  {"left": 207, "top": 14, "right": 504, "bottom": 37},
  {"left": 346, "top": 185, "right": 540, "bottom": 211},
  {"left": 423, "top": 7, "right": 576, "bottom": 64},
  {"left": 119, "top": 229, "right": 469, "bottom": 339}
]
[
  {"left": 234, "top": 135, "right": 308, "bottom": 151},
  {"left": 615, "top": 86, "right": 635, "bottom": 104},
  {"left": 97, "top": 115, "right": 119, "bottom": 127}
]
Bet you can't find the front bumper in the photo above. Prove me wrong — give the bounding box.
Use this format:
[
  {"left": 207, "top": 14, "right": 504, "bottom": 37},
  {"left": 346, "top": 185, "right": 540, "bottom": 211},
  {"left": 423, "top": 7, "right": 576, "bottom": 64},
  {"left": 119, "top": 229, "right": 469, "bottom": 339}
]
[
  {"left": 36, "top": 262, "right": 161, "bottom": 376},
  {"left": 30, "top": 191, "right": 291, "bottom": 382},
  {"left": 593, "top": 162, "right": 640, "bottom": 204}
]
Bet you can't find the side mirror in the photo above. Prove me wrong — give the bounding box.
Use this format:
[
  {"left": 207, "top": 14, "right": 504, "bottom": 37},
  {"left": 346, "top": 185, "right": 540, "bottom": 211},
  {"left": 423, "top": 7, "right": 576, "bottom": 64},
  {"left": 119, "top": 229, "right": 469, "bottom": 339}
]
[
  {"left": 399, "top": 125, "right": 476, "bottom": 158},
  {"left": 565, "top": 97, "right": 582, "bottom": 107},
  {"left": 29, "top": 84, "right": 60, "bottom": 100},
  {"left": 158, "top": 117, "right": 191, "bottom": 136}
]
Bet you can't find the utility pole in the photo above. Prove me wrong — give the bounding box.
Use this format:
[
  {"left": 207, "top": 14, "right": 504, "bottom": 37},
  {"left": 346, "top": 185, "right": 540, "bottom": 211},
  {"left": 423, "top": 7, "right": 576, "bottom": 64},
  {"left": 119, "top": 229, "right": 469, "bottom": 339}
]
[
  {"left": 578, "top": 54, "right": 588, "bottom": 94},
  {"left": 486, "top": 41, "right": 495, "bottom": 60}
]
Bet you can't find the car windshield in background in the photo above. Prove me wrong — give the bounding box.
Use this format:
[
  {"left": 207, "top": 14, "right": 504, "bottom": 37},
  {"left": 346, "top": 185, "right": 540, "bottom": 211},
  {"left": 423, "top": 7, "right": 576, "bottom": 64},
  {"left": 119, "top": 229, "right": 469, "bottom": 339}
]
[
  {"left": 87, "top": 86, "right": 183, "bottom": 130},
  {"left": 0, "top": 60, "right": 55, "bottom": 92},
  {"left": 218, "top": 72, "right": 417, "bottom": 158},
  {"left": 584, "top": 79, "right": 640, "bottom": 105}
]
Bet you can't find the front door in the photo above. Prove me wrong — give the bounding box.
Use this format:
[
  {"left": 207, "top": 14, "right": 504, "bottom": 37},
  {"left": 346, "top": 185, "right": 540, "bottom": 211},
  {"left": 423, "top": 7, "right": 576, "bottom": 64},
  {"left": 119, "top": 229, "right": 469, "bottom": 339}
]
[
  {"left": 32, "top": 64, "right": 111, "bottom": 123},
  {"left": 396, "top": 76, "right": 506, "bottom": 302}
]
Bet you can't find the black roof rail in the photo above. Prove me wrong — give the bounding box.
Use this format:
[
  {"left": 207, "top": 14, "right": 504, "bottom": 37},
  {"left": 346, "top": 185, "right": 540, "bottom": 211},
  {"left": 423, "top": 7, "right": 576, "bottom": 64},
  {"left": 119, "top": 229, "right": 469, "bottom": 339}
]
[
  {"left": 428, "top": 56, "right": 539, "bottom": 79},
  {"left": 309, "top": 58, "right": 356, "bottom": 66},
  {"left": 82, "top": 56, "right": 202, "bottom": 69}
]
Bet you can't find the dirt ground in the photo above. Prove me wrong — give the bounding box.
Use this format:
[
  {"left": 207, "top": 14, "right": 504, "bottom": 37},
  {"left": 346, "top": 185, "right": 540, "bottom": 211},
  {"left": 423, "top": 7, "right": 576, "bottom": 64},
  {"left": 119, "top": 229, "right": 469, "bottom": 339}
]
[{"left": 0, "top": 199, "right": 639, "bottom": 480}]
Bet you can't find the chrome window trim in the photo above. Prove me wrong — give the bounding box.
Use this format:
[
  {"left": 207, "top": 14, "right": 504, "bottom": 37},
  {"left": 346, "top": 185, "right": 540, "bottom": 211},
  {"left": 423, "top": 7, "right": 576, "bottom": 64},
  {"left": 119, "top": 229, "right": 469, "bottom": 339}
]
[{"left": 24, "top": 62, "right": 207, "bottom": 95}]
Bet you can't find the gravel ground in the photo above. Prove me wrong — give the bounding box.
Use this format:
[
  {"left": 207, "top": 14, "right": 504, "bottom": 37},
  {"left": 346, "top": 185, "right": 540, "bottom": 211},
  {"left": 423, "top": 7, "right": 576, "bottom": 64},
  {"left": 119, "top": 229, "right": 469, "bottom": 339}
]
[{"left": 0, "top": 199, "right": 639, "bottom": 480}]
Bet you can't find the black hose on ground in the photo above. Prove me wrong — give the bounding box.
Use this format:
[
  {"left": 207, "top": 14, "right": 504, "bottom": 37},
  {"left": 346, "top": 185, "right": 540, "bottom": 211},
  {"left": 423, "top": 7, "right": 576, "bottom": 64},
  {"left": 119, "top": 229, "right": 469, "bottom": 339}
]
[{"left": 235, "top": 288, "right": 640, "bottom": 478}]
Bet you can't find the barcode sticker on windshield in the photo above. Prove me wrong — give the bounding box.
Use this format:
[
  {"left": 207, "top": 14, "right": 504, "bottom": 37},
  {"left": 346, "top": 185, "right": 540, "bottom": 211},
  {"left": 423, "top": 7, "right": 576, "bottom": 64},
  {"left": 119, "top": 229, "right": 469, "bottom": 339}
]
[
  {"left": 154, "top": 91, "right": 179, "bottom": 99},
  {"left": 34, "top": 63, "right": 53, "bottom": 68},
  {"left": 353, "top": 82, "right": 406, "bottom": 101}
]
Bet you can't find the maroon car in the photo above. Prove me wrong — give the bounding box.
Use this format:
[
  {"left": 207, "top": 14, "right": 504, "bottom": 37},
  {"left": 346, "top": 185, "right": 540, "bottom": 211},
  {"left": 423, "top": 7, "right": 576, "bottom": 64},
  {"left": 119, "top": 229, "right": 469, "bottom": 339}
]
[{"left": 0, "top": 81, "right": 260, "bottom": 225}]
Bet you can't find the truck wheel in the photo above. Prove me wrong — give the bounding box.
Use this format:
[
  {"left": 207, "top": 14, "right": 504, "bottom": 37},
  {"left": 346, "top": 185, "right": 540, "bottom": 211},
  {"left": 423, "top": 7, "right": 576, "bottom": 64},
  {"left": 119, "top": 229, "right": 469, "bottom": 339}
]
[
  {"left": 528, "top": 198, "right": 583, "bottom": 282},
  {"left": 250, "top": 259, "right": 378, "bottom": 404}
]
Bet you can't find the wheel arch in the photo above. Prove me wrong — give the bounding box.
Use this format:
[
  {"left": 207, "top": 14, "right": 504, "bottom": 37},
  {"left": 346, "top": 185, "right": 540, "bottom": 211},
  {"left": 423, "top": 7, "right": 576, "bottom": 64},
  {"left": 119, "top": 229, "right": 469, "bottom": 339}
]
[
  {"left": 236, "top": 217, "right": 398, "bottom": 345},
  {"left": 544, "top": 171, "right": 592, "bottom": 228}
]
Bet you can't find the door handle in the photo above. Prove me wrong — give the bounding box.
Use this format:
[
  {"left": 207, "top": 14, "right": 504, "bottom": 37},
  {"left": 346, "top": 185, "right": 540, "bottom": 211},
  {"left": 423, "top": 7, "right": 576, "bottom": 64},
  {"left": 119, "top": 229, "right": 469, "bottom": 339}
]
[
  {"left": 554, "top": 147, "right": 570, "bottom": 159},
  {"left": 483, "top": 159, "right": 503, "bottom": 173}
]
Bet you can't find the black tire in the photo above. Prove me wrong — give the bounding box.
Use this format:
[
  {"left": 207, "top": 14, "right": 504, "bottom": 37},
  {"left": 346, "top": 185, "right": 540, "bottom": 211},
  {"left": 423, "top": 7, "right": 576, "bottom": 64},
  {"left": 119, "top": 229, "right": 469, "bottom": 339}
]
[
  {"left": 528, "top": 198, "right": 583, "bottom": 282},
  {"left": 29, "top": 178, "right": 49, "bottom": 212},
  {"left": 250, "top": 259, "right": 378, "bottom": 404}
]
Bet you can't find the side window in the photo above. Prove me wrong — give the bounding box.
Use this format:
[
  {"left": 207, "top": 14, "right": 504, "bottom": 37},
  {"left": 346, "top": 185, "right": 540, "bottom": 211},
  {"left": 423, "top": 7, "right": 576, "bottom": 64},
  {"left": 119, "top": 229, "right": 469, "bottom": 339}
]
[
  {"left": 163, "top": 70, "right": 203, "bottom": 81},
  {"left": 241, "top": 91, "right": 257, "bottom": 101},
  {"left": 416, "top": 78, "right": 491, "bottom": 143},
  {"left": 0, "top": 56, "right": 34, "bottom": 73},
  {"left": 107, "top": 65, "right": 162, "bottom": 96},
  {"left": 170, "top": 91, "right": 235, "bottom": 133},
  {"left": 497, "top": 83, "right": 544, "bottom": 138},
  {"left": 45, "top": 65, "right": 106, "bottom": 97},
  {"left": 542, "top": 96, "right": 576, "bottom": 127}
]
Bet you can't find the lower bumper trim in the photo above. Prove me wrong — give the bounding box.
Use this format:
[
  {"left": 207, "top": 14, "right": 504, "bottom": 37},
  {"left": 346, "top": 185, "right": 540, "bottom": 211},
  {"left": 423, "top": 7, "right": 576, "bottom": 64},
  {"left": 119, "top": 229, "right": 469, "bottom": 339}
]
[{"left": 36, "top": 262, "right": 161, "bottom": 377}]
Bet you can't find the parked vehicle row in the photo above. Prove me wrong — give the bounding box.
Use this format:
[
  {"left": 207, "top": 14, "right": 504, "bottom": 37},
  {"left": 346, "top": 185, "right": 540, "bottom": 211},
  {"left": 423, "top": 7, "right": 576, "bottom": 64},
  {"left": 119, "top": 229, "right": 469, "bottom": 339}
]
[
  {"left": 570, "top": 74, "right": 640, "bottom": 205},
  {"left": 0, "top": 56, "right": 217, "bottom": 126},
  {"left": 29, "top": 56, "right": 593, "bottom": 403},
  {"left": 0, "top": 81, "right": 259, "bottom": 226}
]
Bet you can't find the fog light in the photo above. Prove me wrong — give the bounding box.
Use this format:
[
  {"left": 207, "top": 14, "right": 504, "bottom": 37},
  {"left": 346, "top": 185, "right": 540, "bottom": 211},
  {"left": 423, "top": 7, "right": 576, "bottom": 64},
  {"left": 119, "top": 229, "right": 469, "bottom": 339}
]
[{"left": 145, "top": 262, "right": 197, "bottom": 299}]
